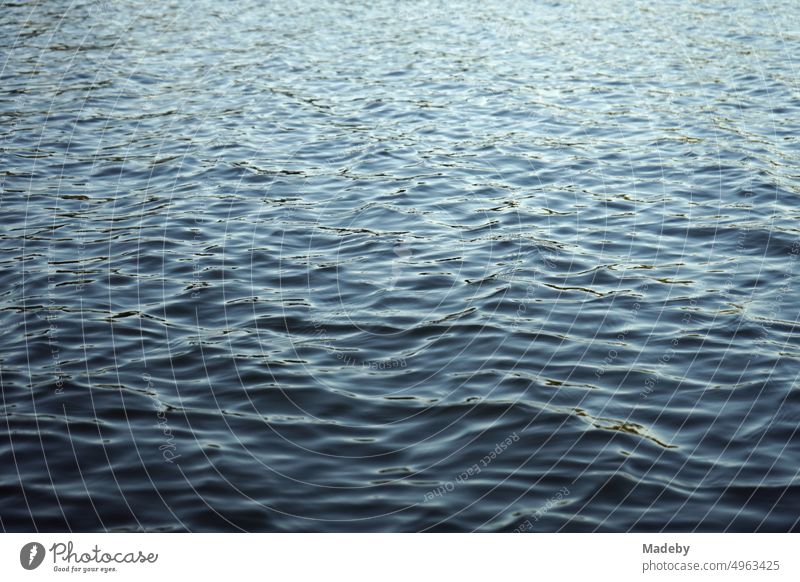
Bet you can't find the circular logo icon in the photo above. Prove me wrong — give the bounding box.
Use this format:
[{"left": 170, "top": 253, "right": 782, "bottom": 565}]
[{"left": 20, "top": 542, "right": 45, "bottom": 570}]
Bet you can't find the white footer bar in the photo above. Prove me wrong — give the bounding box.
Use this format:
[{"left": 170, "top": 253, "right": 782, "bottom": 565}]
[{"left": 1, "top": 533, "right": 795, "bottom": 581}]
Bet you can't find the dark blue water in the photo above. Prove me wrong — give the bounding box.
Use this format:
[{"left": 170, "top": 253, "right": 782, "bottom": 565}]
[{"left": 2, "top": 0, "right": 800, "bottom": 532}]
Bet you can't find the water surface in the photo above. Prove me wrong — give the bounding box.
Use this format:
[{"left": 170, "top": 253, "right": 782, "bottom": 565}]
[{"left": 1, "top": 0, "right": 800, "bottom": 531}]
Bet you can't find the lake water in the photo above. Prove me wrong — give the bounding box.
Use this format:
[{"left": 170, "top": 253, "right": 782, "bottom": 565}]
[{"left": 1, "top": 0, "right": 799, "bottom": 532}]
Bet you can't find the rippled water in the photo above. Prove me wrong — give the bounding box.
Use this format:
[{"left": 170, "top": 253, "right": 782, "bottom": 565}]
[{"left": 2, "top": 0, "right": 800, "bottom": 532}]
